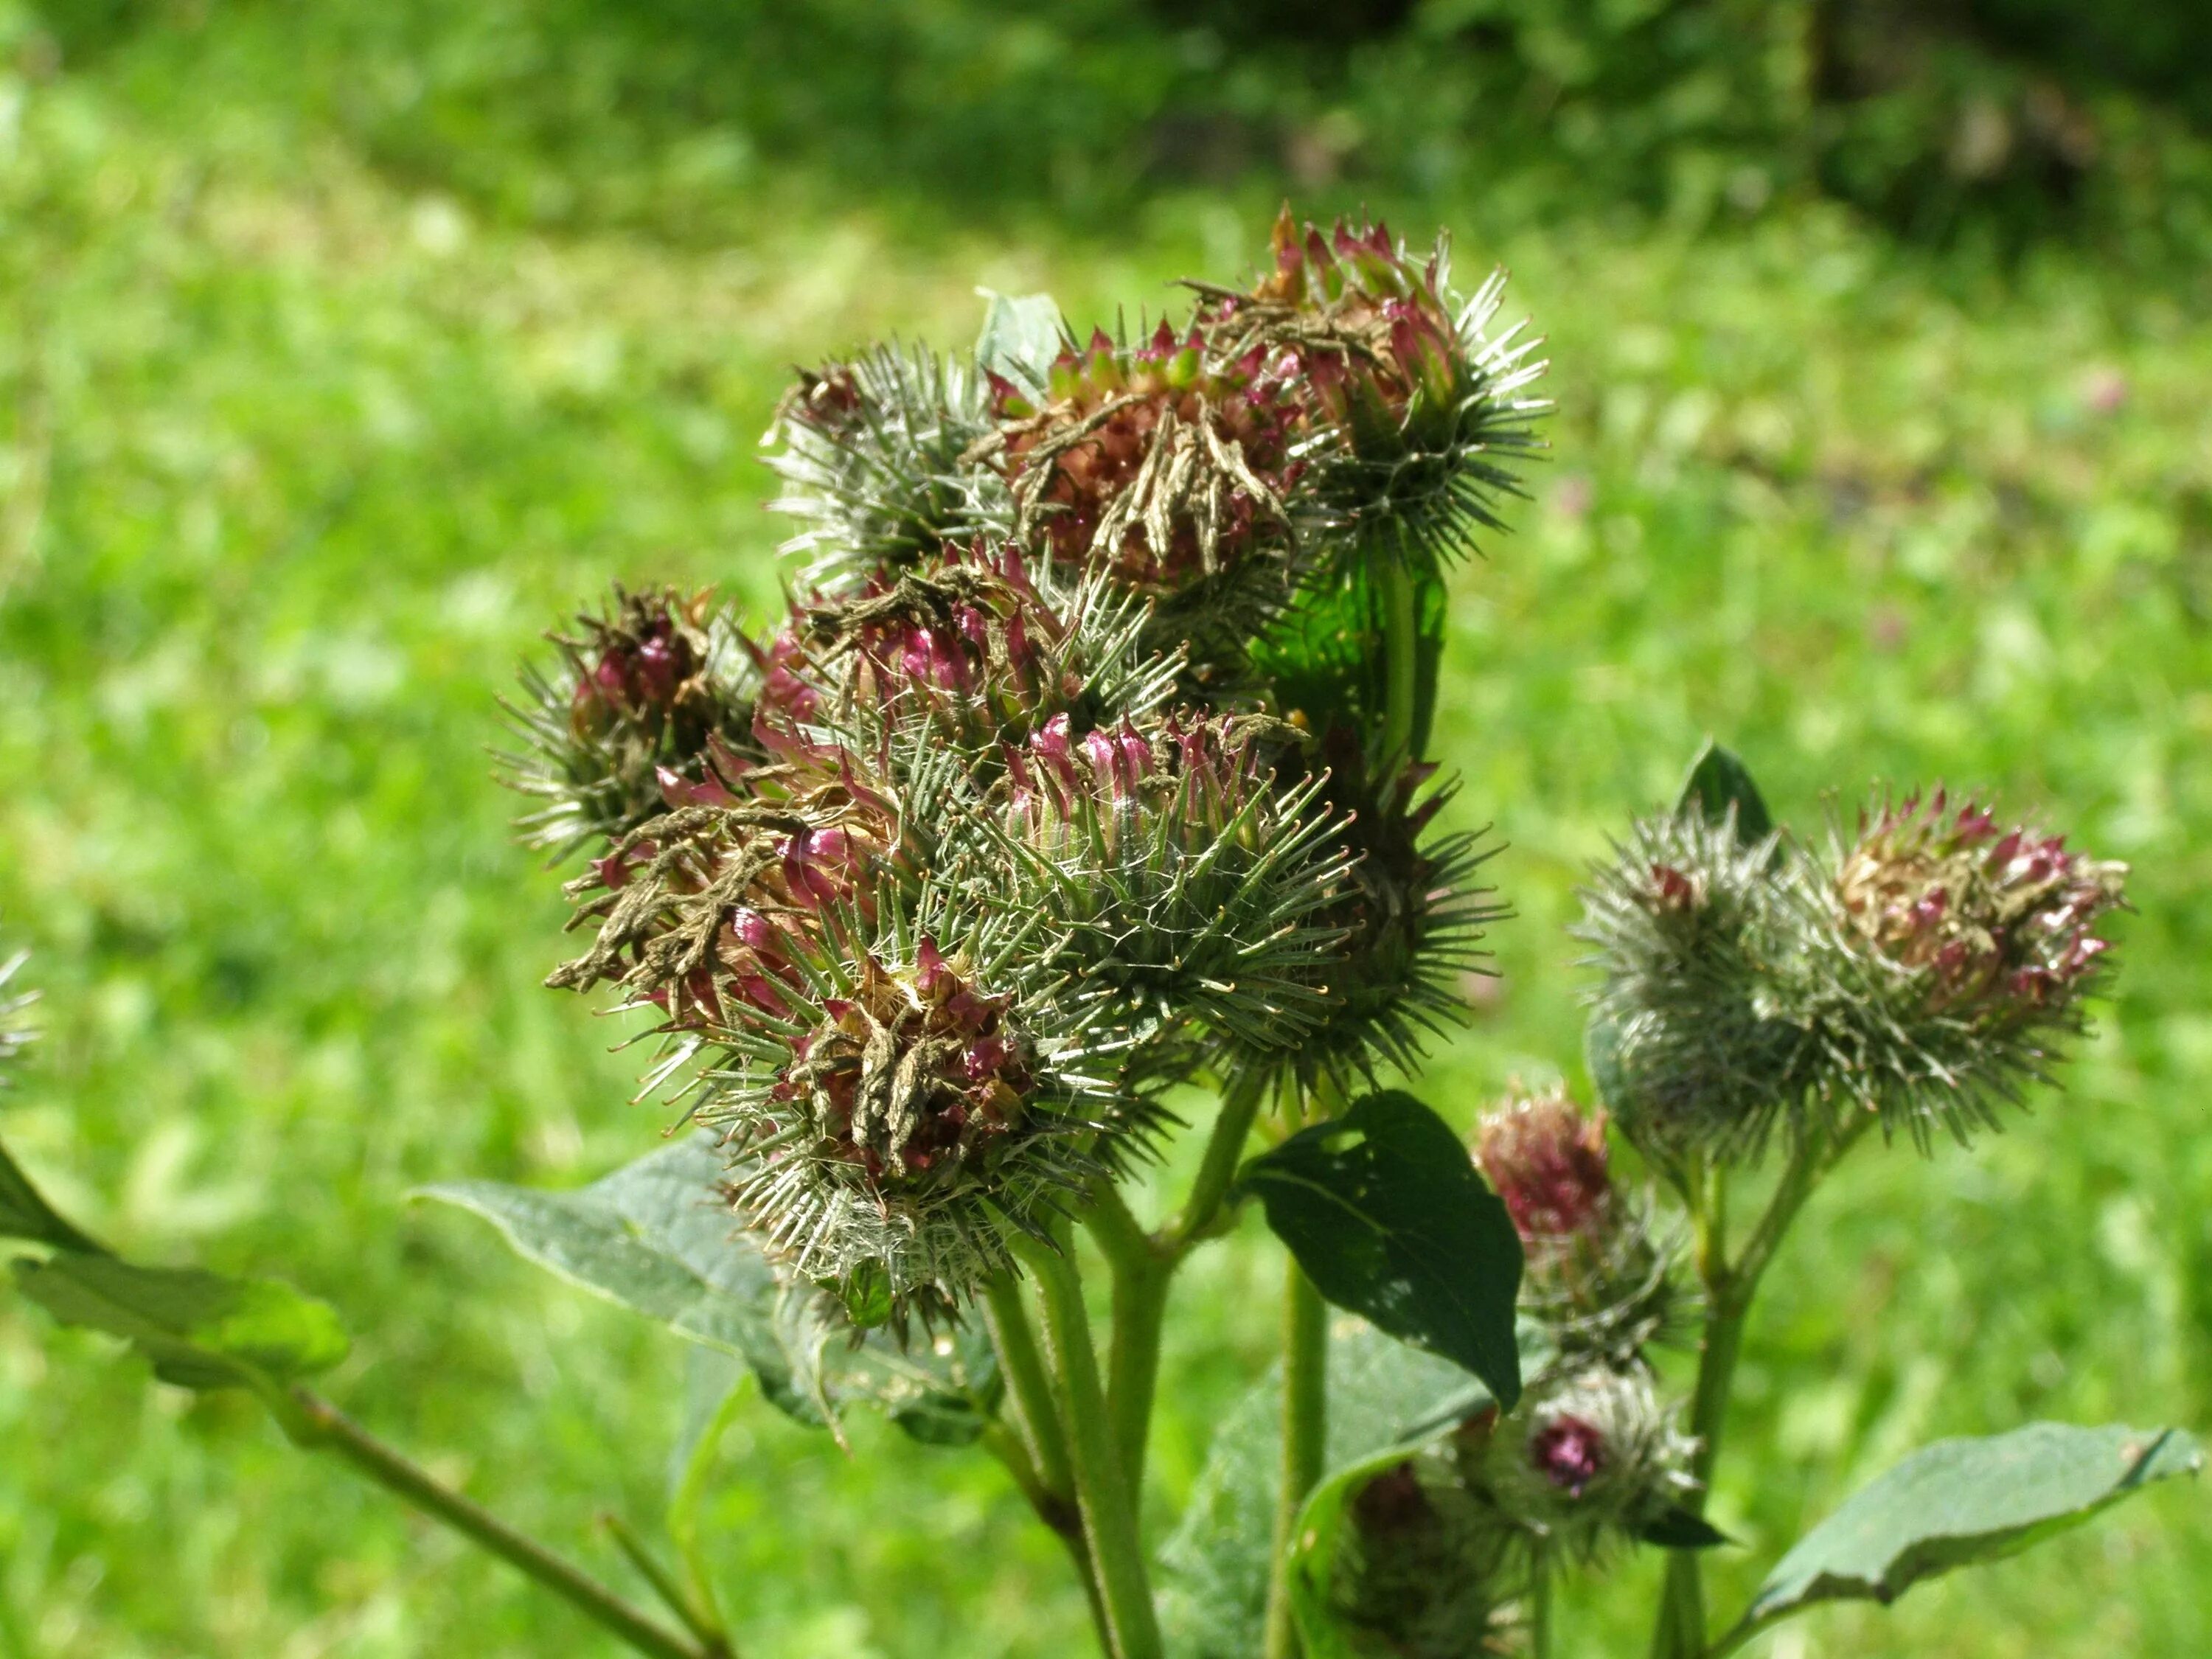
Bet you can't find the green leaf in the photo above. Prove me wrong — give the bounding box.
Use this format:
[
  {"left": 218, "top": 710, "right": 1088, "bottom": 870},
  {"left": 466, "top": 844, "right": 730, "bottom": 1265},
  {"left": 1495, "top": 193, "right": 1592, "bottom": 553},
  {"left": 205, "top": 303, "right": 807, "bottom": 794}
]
[
  {"left": 1740, "top": 1423, "right": 2202, "bottom": 1632},
  {"left": 13, "top": 1253, "right": 348, "bottom": 1390},
  {"left": 1640, "top": 1506, "right": 1731, "bottom": 1549},
  {"left": 973, "top": 290, "right": 1063, "bottom": 403},
  {"left": 1158, "top": 1320, "right": 1500, "bottom": 1659},
  {"left": 1284, "top": 1441, "right": 1441, "bottom": 1659},
  {"left": 1675, "top": 737, "right": 1774, "bottom": 844},
  {"left": 0, "top": 1136, "right": 106, "bottom": 1255},
  {"left": 418, "top": 1136, "right": 996, "bottom": 1443},
  {"left": 1237, "top": 1091, "right": 1523, "bottom": 1407}
]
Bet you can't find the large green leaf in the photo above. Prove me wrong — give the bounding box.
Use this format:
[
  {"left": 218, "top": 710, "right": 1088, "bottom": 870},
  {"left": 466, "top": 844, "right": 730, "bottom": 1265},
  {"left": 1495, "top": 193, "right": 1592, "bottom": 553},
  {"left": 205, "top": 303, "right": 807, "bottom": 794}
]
[
  {"left": 13, "top": 1253, "right": 349, "bottom": 1391},
  {"left": 1237, "top": 1091, "right": 1523, "bottom": 1407},
  {"left": 973, "top": 290, "right": 1063, "bottom": 403},
  {"left": 1674, "top": 737, "right": 1774, "bottom": 845},
  {"left": 1158, "top": 1320, "right": 1498, "bottom": 1659},
  {"left": 1736, "top": 1422, "right": 2202, "bottom": 1635},
  {"left": 0, "top": 1136, "right": 106, "bottom": 1255},
  {"left": 419, "top": 1136, "right": 997, "bottom": 1442}
]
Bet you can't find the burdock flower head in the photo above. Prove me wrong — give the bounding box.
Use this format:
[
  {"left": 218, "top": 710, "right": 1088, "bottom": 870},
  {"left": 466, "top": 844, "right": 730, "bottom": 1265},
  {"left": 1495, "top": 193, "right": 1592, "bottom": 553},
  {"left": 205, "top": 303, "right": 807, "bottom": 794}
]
[
  {"left": 1474, "top": 1086, "right": 1683, "bottom": 1365},
  {"left": 762, "top": 550, "right": 1172, "bottom": 758},
  {"left": 997, "top": 710, "right": 1352, "bottom": 1061},
  {"left": 1834, "top": 790, "right": 2126, "bottom": 1021},
  {"left": 1479, "top": 1366, "right": 1697, "bottom": 1560},
  {"left": 501, "top": 585, "right": 760, "bottom": 864},
  {"left": 1574, "top": 805, "right": 1819, "bottom": 1164},
  {"left": 763, "top": 344, "right": 996, "bottom": 598},
  {"left": 1327, "top": 1448, "right": 1523, "bottom": 1659},
  {"left": 1195, "top": 207, "right": 1550, "bottom": 566},
  {"left": 985, "top": 319, "right": 1304, "bottom": 599},
  {"left": 1810, "top": 790, "right": 2129, "bottom": 1145},
  {"left": 709, "top": 898, "right": 1158, "bottom": 1330}
]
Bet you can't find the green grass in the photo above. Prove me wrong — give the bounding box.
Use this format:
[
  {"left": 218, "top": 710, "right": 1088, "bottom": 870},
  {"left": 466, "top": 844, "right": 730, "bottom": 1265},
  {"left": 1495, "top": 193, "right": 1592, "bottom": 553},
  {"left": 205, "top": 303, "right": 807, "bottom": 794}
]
[{"left": 1, "top": 9, "right": 2208, "bottom": 1657}]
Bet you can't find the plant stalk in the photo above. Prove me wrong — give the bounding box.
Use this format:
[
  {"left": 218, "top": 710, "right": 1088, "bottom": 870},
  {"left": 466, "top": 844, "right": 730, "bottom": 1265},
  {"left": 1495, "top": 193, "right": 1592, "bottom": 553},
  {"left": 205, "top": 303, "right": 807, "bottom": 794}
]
[
  {"left": 1649, "top": 1114, "right": 1875, "bottom": 1658},
  {"left": 1378, "top": 545, "right": 1421, "bottom": 768},
  {"left": 282, "top": 1389, "right": 712, "bottom": 1659},
  {"left": 1263, "top": 1258, "right": 1329, "bottom": 1659},
  {"left": 1015, "top": 1228, "right": 1164, "bottom": 1659},
  {"left": 599, "top": 1512, "right": 733, "bottom": 1656},
  {"left": 1091, "top": 1182, "right": 1173, "bottom": 1492}
]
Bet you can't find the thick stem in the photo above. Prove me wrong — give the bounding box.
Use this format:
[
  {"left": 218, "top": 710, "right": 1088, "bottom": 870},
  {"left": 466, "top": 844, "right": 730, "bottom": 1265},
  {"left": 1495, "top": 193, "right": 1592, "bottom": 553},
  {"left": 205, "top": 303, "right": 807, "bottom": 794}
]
[
  {"left": 983, "top": 1420, "right": 1110, "bottom": 1649},
  {"left": 1262, "top": 1259, "right": 1329, "bottom": 1659},
  {"left": 1378, "top": 546, "right": 1421, "bottom": 768},
  {"left": 1015, "top": 1228, "right": 1164, "bottom": 1659},
  {"left": 1091, "top": 1186, "right": 1172, "bottom": 1492},
  {"left": 1528, "top": 1550, "right": 1555, "bottom": 1659},
  {"left": 1649, "top": 1115, "right": 1874, "bottom": 1658},
  {"left": 283, "top": 1390, "right": 709, "bottom": 1659}
]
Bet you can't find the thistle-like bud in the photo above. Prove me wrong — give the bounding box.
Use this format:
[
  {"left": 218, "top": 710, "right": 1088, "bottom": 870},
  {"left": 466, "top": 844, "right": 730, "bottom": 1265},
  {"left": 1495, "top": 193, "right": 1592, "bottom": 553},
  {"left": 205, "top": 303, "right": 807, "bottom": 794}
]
[
  {"left": 1834, "top": 790, "right": 2125, "bottom": 1022},
  {"left": 709, "top": 901, "right": 1164, "bottom": 1329},
  {"left": 1293, "top": 729, "right": 1504, "bottom": 1085},
  {"left": 763, "top": 344, "right": 996, "bottom": 598},
  {"left": 1573, "top": 808, "right": 1819, "bottom": 1164},
  {"left": 996, "top": 710, "right": 1352, "bottom": 1060},
  {"left": 1808, "top": 790, "right": 2129, "bottom": 1146},
  {"left": 500, "top": 586, "right": 761, "bottom": 864},
  {"left": 1474, "top": 1086, "right": 1684, "bottom": 1366},
  {"left": 986, "top": 319, "right": 1303, "bottom": 597},
  {"left": 1478, "top": 1366, "right": 1697, "bottom": 1561},
  {"left": 762, "top": 549, "right": 1175, "bottom": 758},
  {"left": 1197, "top": 207, "right": 1550, "bottom": 566},
  {"left": 1326, "top": 1448, "right": 1524, "bottom": 1659}
]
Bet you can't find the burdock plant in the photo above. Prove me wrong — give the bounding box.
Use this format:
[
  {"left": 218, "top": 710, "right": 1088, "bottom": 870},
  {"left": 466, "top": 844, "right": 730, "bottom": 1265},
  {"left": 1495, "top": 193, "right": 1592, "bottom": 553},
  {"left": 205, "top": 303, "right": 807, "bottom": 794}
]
[{"left": 1, "top": 212, "right": 2196, "bottom": 1659}]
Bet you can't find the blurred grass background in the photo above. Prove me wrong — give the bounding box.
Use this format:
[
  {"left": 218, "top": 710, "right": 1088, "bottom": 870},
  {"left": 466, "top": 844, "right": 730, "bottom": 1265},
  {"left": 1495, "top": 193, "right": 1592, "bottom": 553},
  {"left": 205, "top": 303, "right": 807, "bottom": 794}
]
[{"left": 0, "top": 1, "right": 2207, "bottom": 1654}]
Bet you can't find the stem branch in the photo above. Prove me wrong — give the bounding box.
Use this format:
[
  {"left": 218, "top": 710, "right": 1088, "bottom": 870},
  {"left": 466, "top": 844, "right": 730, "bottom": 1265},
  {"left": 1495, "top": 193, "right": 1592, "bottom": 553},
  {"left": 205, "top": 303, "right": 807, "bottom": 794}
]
[
  {"left": 1015, "top": 1228, "right": 1163, "bottom": 1659},
  {"left": 283, "top": 1390, "right": 711, "bottom": 1659}
]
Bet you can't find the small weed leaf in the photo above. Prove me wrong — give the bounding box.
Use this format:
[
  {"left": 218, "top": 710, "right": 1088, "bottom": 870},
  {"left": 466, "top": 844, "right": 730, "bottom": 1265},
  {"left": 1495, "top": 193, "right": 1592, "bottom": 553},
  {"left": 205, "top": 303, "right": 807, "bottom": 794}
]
[{"left": 0, "top": 1137, "right": 107, "bottom": 1256}]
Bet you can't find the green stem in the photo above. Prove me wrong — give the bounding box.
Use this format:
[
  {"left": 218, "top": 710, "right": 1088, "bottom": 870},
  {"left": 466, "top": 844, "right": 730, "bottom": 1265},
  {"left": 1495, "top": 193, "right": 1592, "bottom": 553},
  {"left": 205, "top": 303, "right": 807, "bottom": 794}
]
[
  {"left": 1263, "top": 1259, "right": 1329, "bottom": 1659},
  {"left": 283, "top": 1390, "right": 709, "bottom": 1659},
  {"left": 1015, "top": 1228, "right": 1164, "bottom": 1659},
  {"left": 599, "top": 1513, "right": 734, "bottom": 1657},
  {"left": 983, "top": 1420, "right": 1110, "bottom": 1649},
  {"left": 667, "top": 1372, "right": 749, "bottom": 1646},
  {"left": 1090, "top": 1182, "right": 1172, "bottom": 1492},
  {"left": 1529, "top": 1550, "right": 1555, "bottom": 1659},
  {"left": 1649, "top": 1114, "right": 1876, "bottom": 1659},
  {"left": 983, "top": 1275, "right": 1077, "bottom": 1519},
  {"left": 1377, "top": 546, "right": 1421, "bottom": 768},
  {"left": 1162, "top": 1068, "right": 1268, "bottom": 1256}
]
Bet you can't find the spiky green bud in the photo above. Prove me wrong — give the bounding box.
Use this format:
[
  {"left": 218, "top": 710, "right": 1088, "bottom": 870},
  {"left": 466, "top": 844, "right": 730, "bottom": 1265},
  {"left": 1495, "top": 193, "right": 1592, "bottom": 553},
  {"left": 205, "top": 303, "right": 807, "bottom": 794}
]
[{"left": 498, "top": 586, "right": 761, "bottom": 865}]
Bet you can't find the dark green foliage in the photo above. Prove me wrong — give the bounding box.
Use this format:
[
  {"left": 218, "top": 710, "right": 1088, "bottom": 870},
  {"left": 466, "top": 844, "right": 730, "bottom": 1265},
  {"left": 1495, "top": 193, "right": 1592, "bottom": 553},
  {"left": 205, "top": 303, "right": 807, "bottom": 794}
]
[
  {"left": 1238, "top": 1091, "right": 1523, "bottom": 1405},
  {"left": 1674, "top": 738, "right": 1775, "bottom": 846}
]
